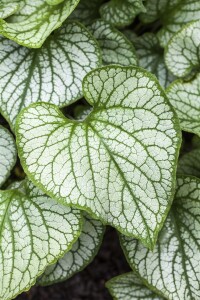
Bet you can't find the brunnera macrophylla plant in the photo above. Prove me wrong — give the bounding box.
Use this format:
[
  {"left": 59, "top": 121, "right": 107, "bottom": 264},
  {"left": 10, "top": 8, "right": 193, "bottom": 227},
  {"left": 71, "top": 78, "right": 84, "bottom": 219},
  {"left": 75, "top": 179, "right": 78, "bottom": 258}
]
[{"left": 0, "top": 1, "right": 199, "bottom": 300}]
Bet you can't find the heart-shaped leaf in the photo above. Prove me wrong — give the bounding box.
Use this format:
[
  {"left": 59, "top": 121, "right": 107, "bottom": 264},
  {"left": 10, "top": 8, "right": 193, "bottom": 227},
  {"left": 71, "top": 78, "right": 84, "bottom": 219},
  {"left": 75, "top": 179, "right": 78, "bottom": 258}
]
[
  {"left": 100, "top": 0, "right": 145, "bottom": 27},
  {"left": 88, "top": 20, "right": 138, "bottom": 66},
  {"left": 178, "top": 149, "right": 200, "bottom": 178},
  {"left": 165, "top": 20, "right": 200, "bottom": 78},
  {"left": 39, "top": 214, "right": 105, "bottom": 285},
  {"left": 0, "top": 0, "right": 80, "bottom": 48},
  {"left": 106, "top": 272, "right": 164, "bottom": 300},
  {"left": 0, "top": 1, "right": 20, "bottom": 19},
  {"left": 0, "top": 125, "right": 17, "bottom": 187},
  {"left": 16, "top": 66, "right": 181, "bottom": 249},
  {"left": 120, "top": 175, "right": 200, "bottom": 300},
  {"left": 0, "top": 179, "right": 82, "bottom": 300},
  {"left": 166, "top": 74, "right": 200, "bottom": 136},
  {"left": 134, "top": 33, "right": 175, "bottom": 88},
  {"left": 0, "top": 21, "right": 101, "bottom": 131}
]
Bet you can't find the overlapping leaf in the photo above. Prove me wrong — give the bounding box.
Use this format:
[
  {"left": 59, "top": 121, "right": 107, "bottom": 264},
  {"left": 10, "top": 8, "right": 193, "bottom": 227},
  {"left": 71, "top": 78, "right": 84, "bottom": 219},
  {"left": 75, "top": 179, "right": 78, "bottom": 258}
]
[
  {"left": 134, "top": 33, "right": 175, "bottom": 88},
  {"left": 100, "top": 0, "right": 145, "bottom": 27},
  {"left": 88, "top": 20, "right": 138, "bottom": 66},
  {"left": 0, "top": 0, "right": 80, "bottom": 48},
  {"left": 178, "top": 149, "right": 200, "bottom": 178},
  {"left": 0, "top": 179, "right": 82, "bottom": 300},
  {"left": 0, "top": 1, "right": 20, "bottom": 19},
  {"left": 0, "top": 21, "right": 101, "bottom": 131},
  {"left": 0, "top": 125, "right": 17, "bottom": 187},
  {"left": 165, "top": 20, "right": 200, "bottom": 78},
  {"left": 106, "top": 272, "right": 164, "bottom": 300},
  {"left": 120, "top": 176, "right": 200, "bottom": 300},
  {"left": 166, "top": 74, "right": 200, "bottom": 135},
  {"left": 39, "top": 215, "right": 105, "bottom": 285},
  {"left": 16, "top": 66, "right": 181, "bottom": 249}
]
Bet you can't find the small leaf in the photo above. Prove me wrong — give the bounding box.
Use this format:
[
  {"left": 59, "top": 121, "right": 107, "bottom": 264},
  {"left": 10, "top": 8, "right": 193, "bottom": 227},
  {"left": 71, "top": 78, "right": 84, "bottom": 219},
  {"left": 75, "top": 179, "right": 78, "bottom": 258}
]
[
  {"left": 178, "top": 149, "right": 200, "bottom": 178},
  {"left": 100, "top": 0, "right": 145, "bottom": 27},
  {"left": 0, "top": 0, "right": 80, "bottom": 48},
  {"left": 0, "top": 179, "right": 82, "bottom": 300},
  {"left": 165, "top": 20, "right": 200, "bottom": 78},
  {"left": 106, "top": 272, "right": 164, "bottom": 300},
  {"left": 69, "top": 0, "right": 104, "bottom": 26},
  {"left": 0, "top": 21, "right": 101, "bottom": 131},
  {"left": 134, "top": 33, "right": 175, "bottom": 88},
  {"left": 88, "top": 19, "right": 138, "bottom": 66},
  {"left": 39, "top": 214, "right": 105, "bottom": 285},
  {"left": 0, "top": 1, "right": 20, "bottom": 19},
  {"left": 166, "top": 74, "right": 200, "bottom": 136},
  {"left": 16, "top": 66, "right": 181, "bottom": 249},
  {"left": 0, "top": 125, "right": 17, "bottom": 187},
  {"left": 120, "top": 175, "right": 200, "bottom": 300}
]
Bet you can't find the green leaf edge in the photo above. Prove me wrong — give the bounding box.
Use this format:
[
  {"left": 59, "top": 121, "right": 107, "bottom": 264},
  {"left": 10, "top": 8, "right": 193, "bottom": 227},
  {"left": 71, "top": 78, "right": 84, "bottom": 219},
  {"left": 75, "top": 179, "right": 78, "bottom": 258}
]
[
  {"left": 15, "top": 65, "right": 182, "bottom": 249},
  {"left": 1, "top": 181, "right": 84, "bottom": 300}
]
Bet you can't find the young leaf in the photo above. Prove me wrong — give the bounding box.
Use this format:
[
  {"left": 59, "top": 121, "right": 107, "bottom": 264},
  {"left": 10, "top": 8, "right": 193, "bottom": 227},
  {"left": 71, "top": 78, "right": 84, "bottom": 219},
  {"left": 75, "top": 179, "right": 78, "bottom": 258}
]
[
  {"left": 0, "top": 21, "right": 101, "bottom": 131},
  {"left": 88, "top": 20, "right": 138, "bottom": 66},
  {"left": 166, "top": 74, "right": 200, "bottom": 136},
  {"left": 0, "top": 179, "right": 82, "bottom": 300},
  {"left": 0, "top": 125, "right": 17, "bottom": 187},
  {"left": 120, "top": 175, "right": 200, "bottom": 300},
  {"left": 178, "top": 149, "right": 200, "bottom": 178},
  {"left": 100, "top": 0, "right": 145, "bottom": 27},
  {"left": 16, "top": 66, "right": 181, "bottom": 249},
  {"left": 0, "top": 0, "right": 80, "bottom": 48},
  {"left": 165, "top": 20, "right": 200, "bottom": 78},
  {"left": 0, "top": 1, "right": 20, "bottom": 19},
  {"left": 106, "top": 272, "right": 164, "bottom": 300},
  {"left": 134, "top": 33, "right": 175, "bottom": 88},
  {"left": 39, "top": 214, "right": 105, "bottom": 285}
]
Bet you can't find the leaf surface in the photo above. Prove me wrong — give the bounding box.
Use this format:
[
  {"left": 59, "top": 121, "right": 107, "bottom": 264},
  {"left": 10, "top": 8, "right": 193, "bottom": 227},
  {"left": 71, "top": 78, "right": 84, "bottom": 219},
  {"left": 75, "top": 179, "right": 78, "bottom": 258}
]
[
  {"left": 0, "top": 21, "right": 100, "bottom": 131},
  {"left": 178, "top": 149, "right": 200, "bottom": 178},
  {"left": 39, "top": 214, "right": 105, "bottom": 285},
  {"left": 0, "top": 125, "right": 17, "bottom": 187},
  {"left": 0, "top": 1, "right": 20, "bottom": 19},
  {"left": 0, "top": 0, "right": 80, "bottom": 48},
  {"left": 120, "top": 176, "right": 200, "bottom": 300},
  {"left": 0, "top": 179, "right": 82, "bottom": 300},
  {"left": 16, "top": 66, "right": 181, "bottom": 248}
]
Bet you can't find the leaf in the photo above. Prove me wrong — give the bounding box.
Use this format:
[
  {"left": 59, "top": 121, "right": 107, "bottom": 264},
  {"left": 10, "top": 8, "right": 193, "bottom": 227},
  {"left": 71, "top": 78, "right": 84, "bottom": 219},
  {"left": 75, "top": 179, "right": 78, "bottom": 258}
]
[
  {"left": 0, "top": 179, "right": 82, "bottom": 300},
  {"left": 165, "top": 20, "right": 200, "bottom": 78},
  {"left": 69, "top": 0, "right": 104, "bottom": 26},
  {"left": 0, "top": 21, "right": 101, "bottom": 131},
  {"left": 100, "top": 0, "right": 145, "bottom": 27},
  {"left": 0, "top": 125, "right": 17, "bottom": 187},
  {"left": 46, "top": 0, "right": 64, "bottom": 5},
  {"left": 106, "top": 272, "right": 164, "bottom": 300},
  {"left": 0, "top": 0, "right": 80, "bottom": 48},
  {"left": 178, "top": 149, "right": 200, "bottom": 178},
  {"left": 166, "top": 74, "right": 200, "bottom": 136},
  {"left": 88, "top": 19, "right": 138, "bottom": 66},
  {"left": 16, "top": 66, "right": 181, "bottom": 249},
  {"left": 120, "top": 175, "right": 200, "bottom": 300},
  {"left": 39, "top": 214, "right": 105, "bottom": 285},
  {"left": 134, "top": 33, "right": 175, "bottom": 88},
  {"left": 0, "top": 1, "right": 20, "bottom": 19},
  {"left": 140, "top": 0, "right": 200, "bottom": 47}
]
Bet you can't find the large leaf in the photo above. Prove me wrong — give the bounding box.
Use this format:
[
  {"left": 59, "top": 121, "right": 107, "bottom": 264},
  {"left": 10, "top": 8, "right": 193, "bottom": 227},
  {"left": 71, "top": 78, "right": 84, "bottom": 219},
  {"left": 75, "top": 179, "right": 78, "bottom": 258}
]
[
  {"left": 140, "top": 0, "right": 200, "bottom": 47},
  {"left": 88, "top": 20, "right": 138, "bottom": 66},
  {"left": 106, "top": 272, "right": 164, "bottom": 300},
  {"left": 133, "top": 33, "right": 175, "bottom": 88},
  {"left": 39, "top": 214, "right": 105, "bottom": 285},
  {"left": 0, "top": 179, "right": 82, "bottom": 300},
  {"left": 120, "top": 175, "right": 200, "bottom": 300},
  {"left": 16, "top": 66, "right": 181, "bottom": 249},
  {"left": 100, "top": 0, "right": 145, "bottom": 27},
  {"left": 178, "top": 149, "right": 200, "bottom": 178},
  {"left": 165, "top": 20, "right": 200, "bottom": 78},
  {"left": 166, "top": 74, "right": 200, "bottom": 136},
  {"left": 0, "top": 125, "right": 17, "bottom": 187},
  {"left": 0, "top": 0, "right": 80, "bottom": 48},
  {"left": 0, "top": 21, "right": 101, "bottom": 131},
  {"left": 0, "top": 1, "right": 20, "bottom": 19}
]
